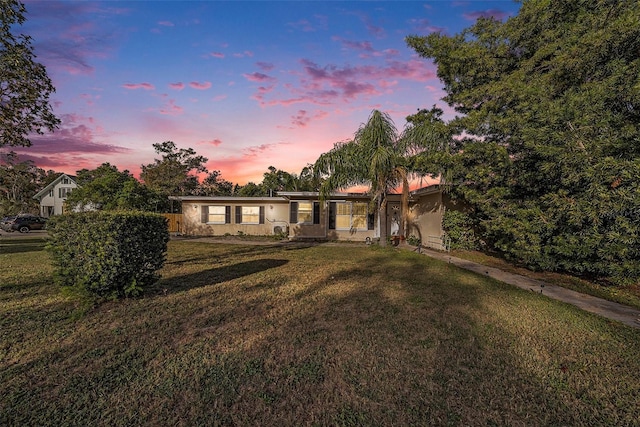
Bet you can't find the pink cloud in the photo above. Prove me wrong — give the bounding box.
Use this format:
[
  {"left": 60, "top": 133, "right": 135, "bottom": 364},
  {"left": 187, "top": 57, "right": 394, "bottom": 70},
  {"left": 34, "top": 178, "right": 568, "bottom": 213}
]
[
  {"left": 212, "top": 94, "right": 227, "bottom": 101},
  {"left": 243, "top": 72, "right": 276, "bottom": 83},
  {"left": 333, "top": 37, "right": 375, "bottom": 53},
  {"left": 347, "top": 11, "right": 385, "bottom": 38},
  {"left": 290, "top": 109, "right": 328, "bottom": 128},
  {"left": 244, "top": 143, "right": 279, "bottom": 157},
  {"left": 292, "top": 110, "right": 311, "bottom": 127},
  {"left": 287, "top": 15, "right": 328, "bottom": 32},
  {"left": 463, "top": 9, "right": 511, "bottom": 21},
  {"left": 169, "top": 82, "right": 185, "bottom": 90},
  {"left": 23, "top": 1, "right": 124, "bottom": 76},
  {"left": 189, "top": 81, "right": 212, "bottom": 90},
  {"left": 407, "top": 18, "right": 447, "bottom": 34},
  {"left": 79, "top": 93, "right": 98, "bottom": 106},
  {"left": 159, "top": 99, "right": 183, "bottom": 115},
  {"left": 11, "top": 113, "right": 129, "bottom": 172},
  {"left": 158, "top": 21, "right": 174, "bottom": 27},
  {"left": 123, "top": 82, "right": 155, "bottom": 90},
  {"left": 249, "top": 56, "right": 436, "bottom": 108},
  {"left": 379, "top": 80, "right": 398, "bottom": 89},
  {"left": 200, "top": 139, "right": 223, "bottom": 147},
  {"left": 287, "top": 19, "right": 316, "bottom": 32},
  {"left": 233, "top": 50, "right": 254, "bottom": 58},
  {"left": 210, "top": 52, "right": 225, "bottom": 58},
  {"left": 256, "top": 61, "right": 275, "bottom": 71}
]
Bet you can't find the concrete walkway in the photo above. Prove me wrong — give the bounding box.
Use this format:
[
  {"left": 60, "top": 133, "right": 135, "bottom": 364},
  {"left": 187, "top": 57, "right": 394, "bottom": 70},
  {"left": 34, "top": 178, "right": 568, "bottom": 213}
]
[{"left": 409, "top": 245, "right": 640, "bottom": 329}]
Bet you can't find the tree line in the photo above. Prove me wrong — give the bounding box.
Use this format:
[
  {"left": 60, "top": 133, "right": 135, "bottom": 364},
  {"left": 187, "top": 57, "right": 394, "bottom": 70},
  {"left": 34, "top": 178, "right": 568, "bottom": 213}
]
[{"left": 0, "top": 141, "right": 327, "bottom": 217}]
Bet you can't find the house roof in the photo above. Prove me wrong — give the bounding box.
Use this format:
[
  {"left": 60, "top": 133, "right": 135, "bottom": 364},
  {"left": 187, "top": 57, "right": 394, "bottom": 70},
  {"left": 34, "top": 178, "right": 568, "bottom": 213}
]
[
  {"left": 409, "top": 184, "right": 442, "bottom": 198},
  {"left": 33, "top": 173, "right": 78, "bottom": 201},
  {"left": 277, "top": 191, "right": 372, "bottom": 200},
  {"left": 172, "top": 196, "right": 288, "bottom": 202},
  {"left": 171, "top": 185, "right": 442, "bottom": 203}
]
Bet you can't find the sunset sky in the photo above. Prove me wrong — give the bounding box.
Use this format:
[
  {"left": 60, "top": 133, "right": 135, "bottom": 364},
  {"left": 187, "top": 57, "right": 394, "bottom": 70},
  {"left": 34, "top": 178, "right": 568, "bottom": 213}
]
[{"left": 12, "top": 0, "right": 521, "bottom": 185}]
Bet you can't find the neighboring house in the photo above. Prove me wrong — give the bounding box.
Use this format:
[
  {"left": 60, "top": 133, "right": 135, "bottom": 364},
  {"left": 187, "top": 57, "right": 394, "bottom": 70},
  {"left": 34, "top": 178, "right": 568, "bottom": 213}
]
[
  {"left": 177, "top": 184, "right": 452, "bottom": 250},
  {"left": 32, "top": 174, "right": 78, "bottom": 217}
]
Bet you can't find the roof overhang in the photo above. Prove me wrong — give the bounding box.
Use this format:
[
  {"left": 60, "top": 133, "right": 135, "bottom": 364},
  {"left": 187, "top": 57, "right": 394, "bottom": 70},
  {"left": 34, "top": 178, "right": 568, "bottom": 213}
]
[
  {"left": 277, "top": 191, "right": 371, "bottom": 201},
  {"left": 171, "top": 196, "right": 288, "bottom": 203}
]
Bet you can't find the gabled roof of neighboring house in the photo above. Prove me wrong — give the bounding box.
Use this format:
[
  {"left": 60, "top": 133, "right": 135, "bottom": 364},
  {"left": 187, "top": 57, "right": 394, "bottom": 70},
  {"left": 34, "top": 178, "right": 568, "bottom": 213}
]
[{"left": 33, "top": 173, "right": 78, "bottom": 201}]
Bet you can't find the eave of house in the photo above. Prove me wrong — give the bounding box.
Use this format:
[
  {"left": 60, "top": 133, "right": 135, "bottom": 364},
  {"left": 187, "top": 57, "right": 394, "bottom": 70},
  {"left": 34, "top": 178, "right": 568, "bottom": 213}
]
[
  {"left": 171, "top": 196, "right": 288, "bottom": 203},
  {"left": 409, "top": 184, "right": 442, "bottom": 199},
  {"left": 277, "top": 191, "right": 372, "bottom": 201}
]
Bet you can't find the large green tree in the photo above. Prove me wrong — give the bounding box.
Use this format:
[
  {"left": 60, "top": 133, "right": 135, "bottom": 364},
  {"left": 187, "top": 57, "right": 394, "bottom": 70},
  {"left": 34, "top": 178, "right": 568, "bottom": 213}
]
[
  {"left": 194, "top": 170, "right": 234, "bottom": 196},
  {"left": 66, "top": 163, "right": 160, "bottom": 212},
  {"left": 407, "top": 0, "right": 640, "bottom": 284},
  {"left": 1, "top": 0, "right": 60, "bottom": 147},
  {"left": 0, "top": 151, "right": 50, "bottom": 215},
  {"left": 140, "top": 141, "right": 208, "bottom": 197},
  {"left": 399, "top": 106, "right": 454, "bottom": 236}
]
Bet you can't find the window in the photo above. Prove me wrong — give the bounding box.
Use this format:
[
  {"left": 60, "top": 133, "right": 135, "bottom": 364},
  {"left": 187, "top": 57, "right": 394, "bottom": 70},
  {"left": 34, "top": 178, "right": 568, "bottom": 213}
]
[
  {"left": 62, "top": 177, "right": 70, "bottom": 184},
  {"left": 290, "top": 201, "right": 320, "bottom": 224},
  {"left": 235, "top": 206, "right": 265, "bottom": 224},
  {"left": 207, "top": 206, "right": 230, "bottom": 224},
  {"left": 58, "top": 187, "right": 73, "bottom": 198},
  {"left": 242, "top": 206, "right": 260, "bottom": 224},
  {"left": 332, "top": 202, "right": 370, "bottom": 230},
  {"left": 351, "top": 202, "right": 368, "bottom": 229},
  {"left": 48, "top": 189, "right": 53, "bottom": 197},
  {"left": 336, "top": 202, "right": 351, "bottom": 229},
  {"left": 298, "top": 202, "right": 313, "bottom": 223}
]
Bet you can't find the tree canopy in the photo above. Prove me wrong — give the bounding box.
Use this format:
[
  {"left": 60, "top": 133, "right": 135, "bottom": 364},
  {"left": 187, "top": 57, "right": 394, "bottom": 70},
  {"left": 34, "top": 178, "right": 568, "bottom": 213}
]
[
  {"left": 0, "top": 151, "right": 53, "bottom": 216},
  {"left": 407, "top": 0, "right": 640, "bottom": 284},
  {"left": 1, "top": 0, "right": 60, "bottom": 147},
  {"left": 66, "top": 163, "right": 160, "bottom": 212},
  {"left": 140, "top": 141, "right": 208, "bottom": 197}
]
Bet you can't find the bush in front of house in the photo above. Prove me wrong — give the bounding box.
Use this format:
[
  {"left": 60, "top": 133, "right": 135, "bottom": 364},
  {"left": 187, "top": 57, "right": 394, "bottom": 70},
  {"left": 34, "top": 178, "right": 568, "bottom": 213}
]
[
  {"left": 442, "top": 209, "right": 480, "bottom": 251},
  {"left": 46, "top": 211, "right": 169, "bottom": 299}
]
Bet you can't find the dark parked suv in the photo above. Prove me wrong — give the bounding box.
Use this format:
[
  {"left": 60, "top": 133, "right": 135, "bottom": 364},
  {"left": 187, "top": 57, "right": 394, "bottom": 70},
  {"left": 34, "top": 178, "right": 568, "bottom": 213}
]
[{"left": 0, "top": 215, "right": 48, "bottom": 233}]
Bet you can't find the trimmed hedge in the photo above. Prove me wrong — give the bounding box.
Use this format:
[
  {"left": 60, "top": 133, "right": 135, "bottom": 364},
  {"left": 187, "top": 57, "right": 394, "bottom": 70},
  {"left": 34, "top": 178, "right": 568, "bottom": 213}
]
[{"left": 46, "top": 211, "right": 169, "bottom": 299}]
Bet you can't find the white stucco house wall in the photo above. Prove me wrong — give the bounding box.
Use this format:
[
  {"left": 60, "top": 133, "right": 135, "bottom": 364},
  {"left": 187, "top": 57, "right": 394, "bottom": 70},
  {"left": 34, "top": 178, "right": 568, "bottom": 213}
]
[
  {"left": 175, "top": 184, "right": 451, "bottom": 249},
  {"left": 32, "top": 173, "right": 78, "bottom": 217}
]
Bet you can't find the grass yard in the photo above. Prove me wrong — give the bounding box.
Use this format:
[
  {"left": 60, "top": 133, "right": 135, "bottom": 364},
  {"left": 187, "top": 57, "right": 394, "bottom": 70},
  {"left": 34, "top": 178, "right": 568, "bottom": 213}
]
[
  {"left": 452, "top": 249, "right": 640, "bottom": 310},
  {"left": 1, "top": 237, "right": 639, "bottom": 426}
]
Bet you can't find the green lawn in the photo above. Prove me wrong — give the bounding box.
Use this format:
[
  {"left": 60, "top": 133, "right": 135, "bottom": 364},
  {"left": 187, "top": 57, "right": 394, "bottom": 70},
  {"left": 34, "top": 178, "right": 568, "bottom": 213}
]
[
  {"left": 452, "top": 249, "right": 640, "bottom": 310},
  {"left": 1, "top": 238, "right": 639, "bottom": 426}
]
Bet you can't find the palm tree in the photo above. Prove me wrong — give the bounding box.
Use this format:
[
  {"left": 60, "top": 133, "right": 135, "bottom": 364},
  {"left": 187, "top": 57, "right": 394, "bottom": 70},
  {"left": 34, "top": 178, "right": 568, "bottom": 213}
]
[
  {"left": 315, "top": 108, "right": 452, "bottom": 247},
  {"left": 314, "top": 110, "right": 404, "bottom": 247}
]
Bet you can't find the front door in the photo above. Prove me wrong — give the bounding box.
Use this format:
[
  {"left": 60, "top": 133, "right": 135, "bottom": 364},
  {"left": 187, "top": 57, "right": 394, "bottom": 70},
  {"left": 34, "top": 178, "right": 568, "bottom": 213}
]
[{"left": 388, "top": 202, "right": 401, "bottom": 236}]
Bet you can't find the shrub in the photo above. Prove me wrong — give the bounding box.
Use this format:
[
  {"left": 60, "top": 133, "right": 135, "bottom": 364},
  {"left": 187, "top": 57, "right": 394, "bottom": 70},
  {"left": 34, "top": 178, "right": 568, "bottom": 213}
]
[
  {"left": 443, "top": 209, "right": 480, "bottom": 251},
  {"left": 406, "top": 235, "right": 421, "bottom": 246},
  {"left": 46, "top": 211, "right": 169, "bottom": 300}
]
